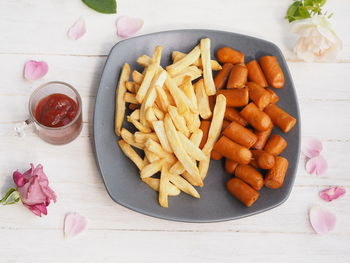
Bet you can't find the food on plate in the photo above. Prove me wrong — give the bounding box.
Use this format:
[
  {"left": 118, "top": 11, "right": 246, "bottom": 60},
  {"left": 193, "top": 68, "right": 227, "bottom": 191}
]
[
  {"left": 216, "top": 88, "right": 249, "bottom": 107},
  {"left": 247, "top": 82, "right": 272, "bottom": 109},
  {"left": 246, "top": 60, "right": 268, "bottom": 87},
  {"left": 266, "top": 88, "right": 279, "bottom": 104},
  {"left": 253, "top": 124, "right": 273, "bottom": 150},
  {"left": 265, "top": 156, "right": 289, "bottom": 189},
  {"left": 264, "top": 104, "right": 296, "bottom": 133},
  {"left": 259, "top": 56, "right": 285, "bottom": 89},
  {"left": 225, "top": 159, "right": 238, "bottom": 173},
  {"left": 199, "top": 120, "right": 211, "bottom": 149},
  {"left": 210, "top": 150, "right": 223, "bottom": 160},
  {"left": 222, "top": 121, "right": 257, "bottom": 148},
  {"left": 235, "top": 164, "right": 264, "bottom": 191},
  {"left": 224, "top": 107, "right": 247, "bottom": 126},
  {"left": 216, "top": 47, "right": 244, "bottom": 64},
  {"left": 213, "top": 136, "right": 252, "bottom": 164},
  {"left": 214, "top": 63, "right": 234, "bottom": 90},
  {"left": 240, "top": 102, "right": 272, "bottom": 131},
  {"left": 227, "top": 64, "right": 248, "bottom": 89},
  {"left": 251, "top": 150, "right": 275, "bottom": 170},
  {"left": 226, "top": 178, "right": 259, "bottom": 207},
  {"left": 115, "top": 63, "right": 130, "bottom": 136},
  {"left": 264, "top": 134, "right": 288, "bottom": 156}
]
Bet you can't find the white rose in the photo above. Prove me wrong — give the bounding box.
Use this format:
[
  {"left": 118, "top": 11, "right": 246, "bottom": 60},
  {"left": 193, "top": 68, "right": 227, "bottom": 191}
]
[{"left": 290, "top": 15, "right": 342, "bottom": 62}]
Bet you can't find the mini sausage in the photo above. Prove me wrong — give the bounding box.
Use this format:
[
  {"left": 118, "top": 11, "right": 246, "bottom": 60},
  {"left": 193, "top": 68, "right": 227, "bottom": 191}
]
[
  {"left": 214, "top": 63, "right": 234, "bottom": 90},
  {"left": 227, "top": 64, "right": 248, "bottom": 89},
  {"left": 227, "top": 178, "right": 259, "bottom": 207},
  {"left": 235, "top": 164, "right": 264, "bottom": 190},
  {"left": 264, "top": 134, "right": 287, "bottom": 156},
  {"left": 265, "top": 156, "right": 289, "bottom": 189},
  {"left": 222, "top": 120, "right": 231, "bottom": 131},
  {"left": 208, "top": 95, "right": 216, "bottom": 112},
  {"left": 251, "top": 150, "right": 275, "bottom": 169},
  {"left": 213, "top": 136, "right": 252, "bottom": 164},
  {"left": 225, "top": 159, "right": 238, "bottom": 173},
  {"left": 240, "top": 102, "right": 272, "bottom": 131},
  {"left": 211, "top": 150, "right": 223, "bottom": 160},
  {"left": 199, "top": 121, "right": 211, "bottom": 149},
  {"left": 223, "top": 121, "right": 257, "bottom": 148},
  {"left": 217, "top": 47, "right": 244, "bottom": 64},
  {"left": 217, "top": 87, "right": 249, "bottom": 107},
  {"left": 264, "top": 104, "right": 296, "bottom": 133},
  {"left": 246, "top": 59, "right": 268, "bottom": 87},
  {"left": 253, "top": 123, "right": 273, "bottom": 150},
  {"left": 266, "top": 88, "right": 279, "bottom": 104},
  {"left": 259, "top": 56, "right": 285, "bottom": 89},
  {"left": 247, "top": 82, "right": 272, "bottom": 109},
  {"left": 224, "top": 107, "right": 247, "bottom": 126}
]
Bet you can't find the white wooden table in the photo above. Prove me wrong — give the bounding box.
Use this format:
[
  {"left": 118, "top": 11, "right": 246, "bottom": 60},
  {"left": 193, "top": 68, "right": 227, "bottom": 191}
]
[{"left": 1, "top": 1, "right": 349, "bottom": 262}]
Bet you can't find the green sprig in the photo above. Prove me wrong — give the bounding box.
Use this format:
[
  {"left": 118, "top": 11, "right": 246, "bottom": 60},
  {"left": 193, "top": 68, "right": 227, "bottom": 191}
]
[{"left": 286, "top": 0, "right": 333, "bottom": 23}]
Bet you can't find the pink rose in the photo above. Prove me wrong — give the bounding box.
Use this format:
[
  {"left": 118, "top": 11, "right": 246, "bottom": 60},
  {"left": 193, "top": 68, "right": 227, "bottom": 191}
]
[{"left": 13, "top": 164, "right": 56, "bottom": 216}]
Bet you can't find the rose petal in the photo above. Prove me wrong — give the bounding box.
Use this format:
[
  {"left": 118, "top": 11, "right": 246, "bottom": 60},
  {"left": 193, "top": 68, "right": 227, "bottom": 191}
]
[
  {"left": 25, "top": 203, "right": 47, "bottom": 217},
  {"left": 116, "top": 16, "right": 143, "bottom": 38},
  {"left": 64, "top": 213, "right": 87, "bottom": 239},
  {"left": 68, "top": 18, "right": 86, "bottom": 40},
  {"left": 309, "top": 206, "right": 336, "bottom": 234},
  {"left": 305, "top": 155, "right": 328, "bottom": 176},
  {"left": 319, "top": 187, "right": 346, "bottom": 202},
  {"left": 302, "top": 137, "right": 323, "bottom": 158},
  {"left": 13, "top": 171, "right": 27, "bottom": 187},
  {"left": 24, "top": 60, "right": 49, "bottom": 81}
]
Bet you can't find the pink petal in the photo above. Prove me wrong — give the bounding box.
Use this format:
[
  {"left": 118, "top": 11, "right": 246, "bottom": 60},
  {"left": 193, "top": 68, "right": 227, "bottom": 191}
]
[
  {"left": 24, "top": 60, "right": 49, "bottom": 81},
  {"left": 13, "top": 171, "right": 27, "bottom": 187},
  {"left": 116, "top": 16, "right": 143, "bottom": 38},
  {"left": 68, "top": 18, "right": 86, "bottom": 40},
  {"left": 320, "top": 187, "right": 346, "bottom": 202},
  {"left": 309, "top": 206, "right": 336, "bottom": 234},
  {"left": 25, "top": 203, "right": 47, "bottom": 217},
  {"left": 305, "top": 155, "right": 328, "bottom": 176},
  {"left": 64, "top": 213, "right": 87, "bottom": 239},
  {"left": 302, "top": 137, "right": 323, "bottom": 158}
]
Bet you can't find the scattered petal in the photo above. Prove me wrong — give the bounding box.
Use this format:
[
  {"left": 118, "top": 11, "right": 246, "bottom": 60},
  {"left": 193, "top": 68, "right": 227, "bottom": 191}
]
[
  {"left": 309, "top": 206, "right": 336, "bottom": 234},
  {"left": 68, "top": 18, "right": 86, "bottom": 40},
  {"left": 24, "top": 60, "right": 49, "bottom": 81},
  {"left": 64, "top": 213, "right": 87, "bottom": 239},
  {"left": 302, "top": 137, "right": 323, "bottom": 158},
  {"left": 116, "top": 16, "right": 143, "bottom": 38},
  {"left": 305, "top": 155, "right": 328, "bottom": 176},
  {"left": 320, "top": 187, "right": 346, "bottom": 202}
]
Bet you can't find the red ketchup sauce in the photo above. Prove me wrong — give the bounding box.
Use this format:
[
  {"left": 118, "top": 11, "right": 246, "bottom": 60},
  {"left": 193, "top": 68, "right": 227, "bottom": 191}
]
[{"left": 35, "top": 93, "right": 78, "bottom": 127}]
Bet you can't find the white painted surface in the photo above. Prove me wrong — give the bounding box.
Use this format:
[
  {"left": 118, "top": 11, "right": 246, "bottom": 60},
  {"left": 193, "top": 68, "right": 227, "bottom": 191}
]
[{"left": 0, "top": 0, "right": 349, "bottom": 262}]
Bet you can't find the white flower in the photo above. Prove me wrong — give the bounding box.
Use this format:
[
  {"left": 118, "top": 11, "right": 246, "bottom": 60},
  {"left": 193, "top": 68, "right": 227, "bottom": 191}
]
[{"left": 290, "top": 15, "right": 342, "bottom": 62}]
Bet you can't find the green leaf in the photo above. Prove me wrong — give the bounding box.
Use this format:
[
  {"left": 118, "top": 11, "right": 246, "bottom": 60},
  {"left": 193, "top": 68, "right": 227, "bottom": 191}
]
[
  {"left": 304, "top": 0, "right": 314, "bottom": 7},
  {"left": 0, "top": 188, "right": 20, "bottom": 205},
  {"left": 82, "top": 0, "right": 117, "bottom": 14},
  {"left": 316, "top": 0, "right": 327, "bottom": 6},
  {"left": 287, "top": 1, "right": 301, "bottom": 17},
  {"left": 298, "top": 6, "right": 311, "bottom": 19}
]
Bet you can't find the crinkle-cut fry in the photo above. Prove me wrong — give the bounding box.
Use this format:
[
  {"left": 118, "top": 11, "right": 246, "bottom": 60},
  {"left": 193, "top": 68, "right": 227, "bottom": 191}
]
[
  {"left": 166, "top": 45, "right": 201, "bottom": 76},
  {"left": 136, "top": 46, "right": 163, "bottom": 103},
  {"left": 127, "top": 116, "right": 152, "bottom": 133},
  {"left": 164, "top": 114, "right": 200, "bottom": 178},
  {"left": 195, "top": 79, "right": 212, "bottom": 119},
  {"left": 132, "top": 70, "right": 144, "bottom": 84},
  {"left": 144, "top": 149, "right": 160, "bottom": 162},
  {"left": 169, "top": 174, "right": 200, "bottom": 198},
  {"left": 173, "top": 66, "right": 202, "bottom": 86},
  {"left": 172, "top": 51, "right": 222, "bottom": 70},
  {"left": 124, "top": 92, "right": 139, "bottom": 104},
  {"left": 140, "top": 159, "right": 164, "bottom": 178},
  {"left": 125, "top": 81, "right": 137, "bottom": 93},
  {"left": 167, "top": 105, "right": 190, "bottom": 137},
  {"left": 120, "top": 128, "right": 144, "bottom": 149},
  {"left": 180, "top": 76, "right": 198, "bottom": 111},
  {"left": 155, "top": 85, "right": 170, "bottom": 112},
  {"left": 153, "top": 105, "right": 164, "bottom": 120},
  {"left": 137, "top": 54, "right": 152, "bottom": 67},
  {"left": 177, "top": 132, "right": 206, "bottom": 161},
  {"left": 134, "top": 132, "right": 159, "bottom": 144},
  {"left": 129, "top": 109, "right": 140, "bottom": 120},
  {"left": 145, "top": 138, "right": 176, "bottom": 163},
  {"left": 200, "top": 38, "right": 216, "bottom": 96},
  {"left": 142, "top": 178, "right": 180, "bottom": 196},
  {"left": 115, "top": 63, "right": 130, "bottom": 136},
  {"left": 199, "top": 155, "right": 210, "bottom": 181},
  {"left": 118, "top": 140, "right": 144, "bottom": 170},
  {"left": 183, "top": 111, "right": 200, "bottom": 133},
  {"left": 159, "top": 164, "right": 170, "bottom": 207},
  {"left": 152, "top": 120, "right": 173, "bottom": 153}
]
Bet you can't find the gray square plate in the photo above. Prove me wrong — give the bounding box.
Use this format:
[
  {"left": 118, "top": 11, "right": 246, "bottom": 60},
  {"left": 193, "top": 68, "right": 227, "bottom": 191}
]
[{"left": 93, "top": 29, "right": 301, "bottom": 223}]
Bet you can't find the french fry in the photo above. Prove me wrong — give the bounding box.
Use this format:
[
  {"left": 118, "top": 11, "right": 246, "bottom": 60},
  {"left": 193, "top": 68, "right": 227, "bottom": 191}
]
[
  {"left": 134, "top": 132, "right": 159, "bottom": 144},
  {"left": 145, "top": 107, "right": 158, "bottom": 124},
  {"left": 165, "top": 88, "right": 176, "bottom": 106},
  {"left": 165, "top": 75, "right": 191, "bottom": 114},
  {"left": 183, "top": 111, "right": 201, "bottom": 133},
  {"left": 169, "top": 161, "right": 185, "bottom": 175},
  {"left": 200, "top": 38, "right": 216, "bottom": 96},
  {"left": 169, "top": 174, "right": 200, "bottom": 198},
  {"left": 199, "top": 155, "right": 210, "bottom": 181},
  {"left": 173, "top": 66, "right": 202, "bottom": 86},
  {"left": 115, "top": 63, "right": 130, "bottom": 136},
  {"left": 155, "top": 85, "right": 170, "bottom": 112},
  {"left": 195, "top": 79, "right": 212, "bottom": 119},
  {"left": 124, "top": 92, "right": 139, "bottom": 104},
  {"left": 129, "top": 109, "right": 140, "bottom": 120},
  {"left": 125, "top": 81, "right": 137, "bottom": 93},
  {"left": 180, "top": 76, "right": 198, "bottom": 111},
  {"left": 153, "top": 105, "right": 165, "bottom": 120},
  {"left": 144, "top": 149, "right": 160, "bottom": 162},
  {"left": 164, "top": 114, "right": 200, "bottom": 178},
  {"left": 177, "top": 132, "right": 206, "bottom": 160},
  {"left": 120, "top": 128, "right": 144, "bottom": 149},
  {"left": 145, "top": 138, "right": 176, "bottom": 162},
  {"left": 152, "top": 120, "right": 173, "bottom": 153},
  {"left": 137, "top": 54, "right": 152, "bottom": 67},
  {"left": 143, "top": 156, "right": 149, "bottom": 166},
  {"left": 140, "top": 159, "right": 164, "bottom": 178},
  {"left": 159, "top": 165, "right": 170, "bottom": 207},
  {"left": 166, "top": 45, "right": 201, "bottom": 76},
  {"left": 172, "top": 51, "right": 222, "bottom": 70},
  {"left": 118, "top": 140, "right": 145, "bottom": 170},
  {"left": 132, "top": 70, "right": 144, "bottom": 84},
  {"left": 127, "top": 116, "right": 152, "bottom": 133},
  {"left": 142, "top": 178, "right": 180, "bottom": 196},
  {"left": 167, "top": 105, "right": 190, "bottom": 137}
]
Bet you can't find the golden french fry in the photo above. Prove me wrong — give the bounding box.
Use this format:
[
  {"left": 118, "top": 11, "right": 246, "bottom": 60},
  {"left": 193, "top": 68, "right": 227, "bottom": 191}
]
[
  {"left": 115, "top": 63, "right": 130, "bottom": 136},
  {"left": 159, "top": 165, "right": 170, "bottom": 207},
  {"left": 194, "top": 79, "right": 212, "bottom": 119},
  {"left": 200, "top": 38, "right": 216, "bottom": 96},
  {"left": 145, "top": 138, "right": 176, "bottom": 162},
  {"left": 152, "top": 121, "right": 172, "bottom": 153},
  {"left": 143, "top": 156, "right": 149, "bottom": 166},
  {"left": 165, "top": 75, "right": 191, "bottom": 114},
  {"left": 120, "top": 128, "right": 144, "bottom": 149},
  {"left": 166, "top": 45, "right": 201, "bottom": 76},
  {"left": 118, "top": 140, "right": 144, "bottom": 170},
  {"left": 169, "top": 161, "right": 185, "bottom": 175},
  {"left": 183, "top": 111, "right": 200, "bottom": 133},
  {"left": 173, "top": 66, "right": 202, "bottom": 86},
  {"left": 177, "top": 132, "right": 206, "bottom": 160},
  {"left": 127, "top": 116, "right": 152, "bottom": 133},
  {"left": 164, "top": 114, "right": 199, "bottom": 177},
  {"left": 169, "top": 174, "right": 200, "bottom": 198},
  {"left": 142, "top": 178, "right": 180, "bottom": 196},
  {"left": 132, "top": 70, "right": 144, "bottom": 84},
  {"left": 153, "top": 105, "right": 164, "bottom": 120},
  {"left": 137, "top": 55, "right": 152, "bottom": 67},
  {"left": 134, "top": 132, "right": 159, "bottom": 144},
  {"left": 172, "top": 51, "right": 222, "bottom": 70},
  {"left": 199, "top": 155, "right": 210, "bottom": 181},
  {"left": 140, "top": 159, "right": 164, "bottom": 178},
  {"left": 180, "top": 76, "right": 198, "bottom": 111},
  {"left": 124, "top": 92, "right": 139, "bottom": 104},
  {"left": 130, "top": 109, "right": 140, "bottom": 120},
  {"left": 145, "top": 107, "right": 157, "bottom": 124},
  {"left": 155, "top": 85, "right": 170, "bottom": 112},
  {"left": 202, "top": 94, "right": 227, "bottom": 154},
  {"left": 144, "top": 149, "right": 160, "bottom": 162},
  {"left": 125, "top": 81, "right": 137, "bottom": 93},
  {"left": 167, "top": 105, "right": 190, "bottom": 137}
]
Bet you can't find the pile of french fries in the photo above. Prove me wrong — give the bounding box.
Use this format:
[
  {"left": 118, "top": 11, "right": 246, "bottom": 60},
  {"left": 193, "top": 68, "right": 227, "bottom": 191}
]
[{"left": 115, "top": 38, "right": 226, "bottom": 207}]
